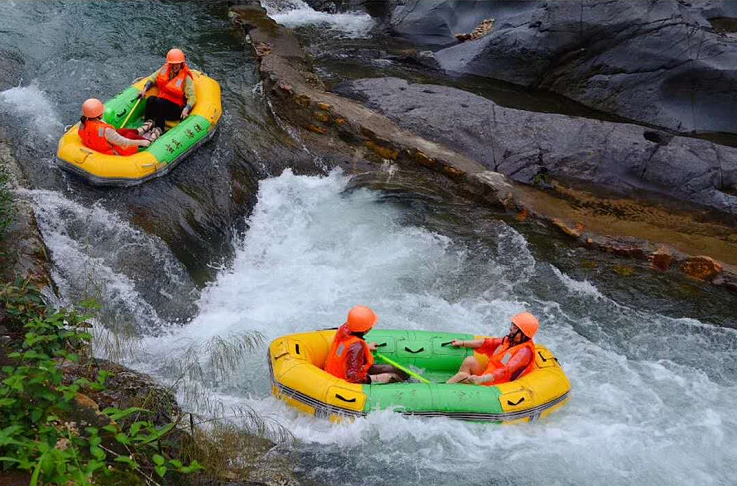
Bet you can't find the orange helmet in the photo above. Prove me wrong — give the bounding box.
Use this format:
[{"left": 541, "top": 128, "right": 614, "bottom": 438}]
[
  {"left": 346, "top": 305, "right": 378, "bottom": 333},
  {"left": 82, "top": 98, "right": 104, "bottom": 118},
  {"left": 166, "top": 48, "right": 186, "bottom": 64},
  {"left": 511, "top": 312, "right": 539, "bottom": 339}
]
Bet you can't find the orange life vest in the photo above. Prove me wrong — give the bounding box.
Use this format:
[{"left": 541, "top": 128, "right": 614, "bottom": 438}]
[
  {"left": 324, "top": 325, "right": 375, "bottom": 383},
  {"left": 78, "top": 119, "right": 138, "bottom": 156},
  {"left": 155, "top": 63, "right": 193, "bottom": 107},
  {"left": 482, "top": 340, "right": 536, "bottom": 386}
]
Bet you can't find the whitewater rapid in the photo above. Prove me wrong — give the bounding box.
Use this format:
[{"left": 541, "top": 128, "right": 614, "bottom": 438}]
[{"left": 127, "top": 170, "right": 737, "bottom": 486}]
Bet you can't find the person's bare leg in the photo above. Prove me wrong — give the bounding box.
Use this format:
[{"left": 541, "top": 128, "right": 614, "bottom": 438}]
[{"left": 446, "top": 356, "right": 483, "bottom": 384}]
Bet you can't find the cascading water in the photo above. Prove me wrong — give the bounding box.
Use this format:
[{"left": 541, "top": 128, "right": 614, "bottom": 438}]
[
  {"left": 1, "top": 1, "right": 736, "bottom": 485},
  {"left": 262, "top": 0, "right": 375, "bottom": 38},
  {"left": 131, "top": 170, "right": 737, "bottom": 486}
]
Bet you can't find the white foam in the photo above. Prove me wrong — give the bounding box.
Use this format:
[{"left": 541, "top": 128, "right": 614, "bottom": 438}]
[
  {"left": 0, "top": 82, "right": 63, "bottom": 139},
  {"left": 262, "top": 0, "right": 375, "bottom": 38},
  {"left": 551, "top": 265, "right": 605, "bottom": 299},
  {"left": 122, "top": 170, "right": 737, "bottom": 485},
  {"left": 19, "top": 189, "right": 194, "bottom": 331}
]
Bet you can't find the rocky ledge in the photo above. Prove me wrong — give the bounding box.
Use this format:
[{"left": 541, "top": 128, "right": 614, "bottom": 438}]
[
  {"left": 230, "top": 1, "right": 737, "bottom": 295},
  {"left": 386, "top": 0, "right": 737, "bottom": 135},
  {"left": 334, "top": 77, "right": 737, "bottom": 218}
]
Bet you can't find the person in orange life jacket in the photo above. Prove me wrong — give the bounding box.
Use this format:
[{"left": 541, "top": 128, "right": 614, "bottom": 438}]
[
  {"left": 324, "top": 306, "right": 409, "bottom": 385},
  {"left": 78, "top": 99, "right": 150, "bottom": 156},
  {"left": 138, "top": 48, "right": 197, "bottom": 135},
  {"left": 446, "top": 312, "right": 539, "bottom": 385}
]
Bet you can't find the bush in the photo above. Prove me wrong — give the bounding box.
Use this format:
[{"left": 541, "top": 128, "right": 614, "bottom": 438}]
[{"left": 0, "top": 281, "right": 202, "bottom": 485}]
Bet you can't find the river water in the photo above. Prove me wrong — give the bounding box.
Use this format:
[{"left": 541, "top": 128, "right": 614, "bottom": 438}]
[{"left": 1, "top": 1, "right": 736, "bottom": 486}]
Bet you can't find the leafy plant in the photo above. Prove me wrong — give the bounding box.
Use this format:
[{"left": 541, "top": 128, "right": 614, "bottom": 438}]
[{"left": 0, "top": 281, "right": 202, "bottom": 485}]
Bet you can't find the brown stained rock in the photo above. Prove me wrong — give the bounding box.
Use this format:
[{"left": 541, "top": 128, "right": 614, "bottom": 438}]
[
  {"left": 314, "top": 111, "right": 330, "bottom": 123},
  {"left": 552, "top": 218, "right": 583, "bottom": 238},
  {"left": 365, "top": 140, "right": 399, "bottom": 160},
  {"left": 516, "top": 209, "right": 529, "bottom": 222},
  {"left": 253, "top": 41, "right": 272, "bottom": 58},
  {"left": 317, "top": 102, "right": 331, "bottom": 111},
  {"left": 440, "top": 164, "right": 465, "bottom": 178},
  {"left": 334, "top": 118, "right": 346, "bottom": 125},
  {"left": 681, "top": 256, "right": 723, "bottom": 281},
  {"left": 455, "top": 18, "right": 495, "bottom": 43},
  {"left": 588, "top": 235, "right": 651, "bottom": 259},
  {"left": 305, "top": 124, "right": 327, "bottom": 135},
  {"left": 413, "top": 150, "right": 436, "bottom": 169},
  {"left": 651, "top": 247, "right": 673, "bottom": 272},
  {"left": 294, "top": 94, "right": 311, "bottom": 108}
]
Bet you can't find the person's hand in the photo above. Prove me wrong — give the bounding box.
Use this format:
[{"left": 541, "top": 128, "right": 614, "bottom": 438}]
[
  {"left": 137, "top": 90, "right": 146, "bottom": 100},
  {"left": 138, "top": 139, "right": 151, "bottom": 148},
  {"left": 180, "top": 106, "right": 191, "bottom": 119},
  {"left": 368, "top": 342, "right": 378, "bottom": 352},
  {"left": 450, "top": 339, "right": 463, "bottom": 347}
]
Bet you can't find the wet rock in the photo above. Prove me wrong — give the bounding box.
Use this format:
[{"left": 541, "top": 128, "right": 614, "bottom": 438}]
[
  {"left": 0, "top": 133, "right": 54, "bottom": 289},
  {"left": 0, "top": 49, "right": 24, "bottom": 91},
  {"left": 333, "top": 77, "right": 737, "bottom": 216},
  {"left": 61, "top": 358, "right": 181, "bottom": 427},
  {"left": 389, "top": 0, "right": 737, "bottom": 134},
  {"left": 651, "top": 247, "right": 674, "bottom": 272},
  {"left": 681, "top": 255, "right": 723, "bottom": 281}
]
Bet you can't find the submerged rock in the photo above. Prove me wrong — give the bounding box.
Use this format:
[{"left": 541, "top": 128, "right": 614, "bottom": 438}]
[
  {"left": 388, "top": 0, "right": 737, "bottom": 135},
  {"left": 334, "top": 77, "right": 737, "bottom": 216}
]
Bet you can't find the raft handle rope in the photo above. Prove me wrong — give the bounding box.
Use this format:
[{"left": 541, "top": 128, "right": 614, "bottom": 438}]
[
  {"left": 295, "top": 343, "right": 300, "bottom": 355},
  {"left": 440, "top": 341, "right": 453, "bottom": 347},
  {"left": 376, "top": 342, "right": 387, "bottom": 348},
  {"left": 404, "top": 346, "right": 425, "bottom": 354},
  {"left": 335, "top": 394, "right": 357, "bottom": 403}
]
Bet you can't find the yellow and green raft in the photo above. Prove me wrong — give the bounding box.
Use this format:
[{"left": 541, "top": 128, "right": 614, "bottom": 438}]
[
  {"left": 57, "top": 71, "right": 222, "bottom": 186},
  {"left": 269, "top": 329, "right": 571, "bottom": 422}
]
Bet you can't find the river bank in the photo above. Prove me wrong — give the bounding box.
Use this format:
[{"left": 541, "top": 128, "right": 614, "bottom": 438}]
[{"left": 230, "top": 1, "right": 737, "bottom": 295}]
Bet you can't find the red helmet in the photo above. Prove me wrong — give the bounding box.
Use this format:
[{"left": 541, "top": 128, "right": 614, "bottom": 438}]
[
  {"left": 166, "top": 48, "right": 186, "bottom": 64},
  {"left": 346, "top": 305, "right": 378, "bottom": 333},
  {"left": 82, "top": 98, "right": 104, "bottom": 118},
  {"left": 511, "top": 312, "right": 539, "bottom": 339}
]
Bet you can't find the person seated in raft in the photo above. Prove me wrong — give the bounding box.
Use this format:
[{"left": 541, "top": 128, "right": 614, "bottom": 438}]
[
  {"left": 446, "top": 312, "right": 539, "bottom": 385},
  {"left": 78, "top": 98, "right": 150, "bottom": 156},
  {"left": 137, "top": 48, "right": 196, "bottom": 140},
  {"left": 325, "top": 306, "right": 409, "bottom": 385}
]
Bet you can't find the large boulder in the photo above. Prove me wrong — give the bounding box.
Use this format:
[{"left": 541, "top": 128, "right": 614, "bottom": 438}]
[
  {"left": 334, "top": 77, "right": 737, "bottom": 216},
  {"left": 389, "top": 0, "right": 737, "bottom": 135}
]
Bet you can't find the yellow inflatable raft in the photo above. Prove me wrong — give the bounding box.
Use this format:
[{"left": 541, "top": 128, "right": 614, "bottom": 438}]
[
  {"left": 57, "top": 71, "right": 221, "bottom": 186},
  {"left": 268, "top": 329, "right": 570, "bottom": 422}
]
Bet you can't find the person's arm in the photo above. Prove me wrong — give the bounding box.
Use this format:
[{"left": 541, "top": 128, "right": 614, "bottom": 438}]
[
  {"left": 138, "top": 69, "right": 161, "bottom": 98},
  {"left": 471, "top": 346, "right": 533, "bottom": 385},
  {"left": 180, "top": 76, "right": 197, "bottom": 118},
  {"left": 104, "top": 128, "right": 147, "bottom": 148},
  {"left": 344, "top": 342, "right": 368, "bottom": 383},
  {"left": 451, "top": 337, "right": 501, "bottom": 350}
]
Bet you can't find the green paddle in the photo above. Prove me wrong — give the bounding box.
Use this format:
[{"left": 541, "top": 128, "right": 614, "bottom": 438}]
[
  {"left": 375, "top": 352, "right": 431, "bottom": 384},
  {"left": 121, "top": 97, "right": 142, "bottom": 129}
]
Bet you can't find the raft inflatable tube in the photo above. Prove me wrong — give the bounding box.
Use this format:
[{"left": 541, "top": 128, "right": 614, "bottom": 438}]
[
  {"left": 269, "top": 329, "right": 570, "bottom": 422},
  {"left": 56, "top": 71, "right": 221, "bottom": 186}
]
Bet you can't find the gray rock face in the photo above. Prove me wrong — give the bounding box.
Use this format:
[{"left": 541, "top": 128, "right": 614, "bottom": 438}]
[
  {"left": 334, "top": 77, "right": 737, "bottom": 216},
  {"left": 0, "top": 49, "right": 25, "bottom": 91},
  {"left": 389, "top": 0, "right": 737, "bottom": 135}
]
